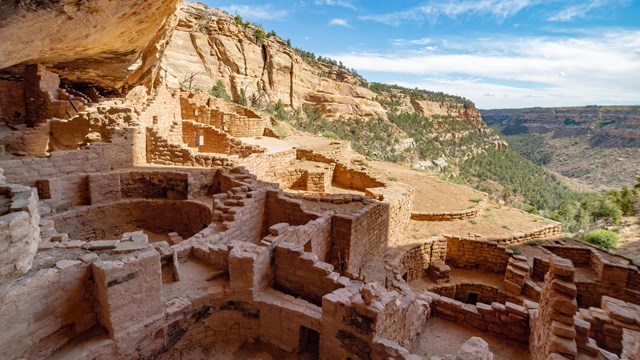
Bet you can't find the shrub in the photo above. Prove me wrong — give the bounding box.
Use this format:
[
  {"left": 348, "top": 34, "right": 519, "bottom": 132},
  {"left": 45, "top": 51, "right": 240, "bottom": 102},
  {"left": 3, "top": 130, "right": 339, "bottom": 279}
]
[
  {"left": 209, "top": 80, "right": 231, "bottom": 101},
  {"left": 273, "top": 124, "right": 289, "bottom": 138},
  {"left": 583, "top": 229, "right": 620, "bottom": 249},
  {"left": 508, "top": 246, "right": 521, "bottom": 255},
  {"left": 254, "top": 29, "right": 266, "bottom": 43}
]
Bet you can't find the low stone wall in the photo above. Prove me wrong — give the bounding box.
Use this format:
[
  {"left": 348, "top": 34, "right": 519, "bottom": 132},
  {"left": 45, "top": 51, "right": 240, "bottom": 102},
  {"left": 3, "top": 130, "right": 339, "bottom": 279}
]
[
  {"left": 274, "top": 242, "right": 346, "bottom": 306},
  {"left": 182, "top": 120, "right": 265, "bottom": 157},
  {"left": 387, "top": 237, "right": 447, "bottom": 282},
  {"left": 1, "top": 121, "right": 50, "bottom": 155},
  {"left": 577, "top": 296, "right": 640, "bottom": 355},
  {"left": 180, "top": 93, "right": 267, "bottom": 138},
  {"left": 0, "top": 261, "right": 97, "bottom": 359},
  {"left": 445, "top": 236, "right": 512, "bottom": 273},
  {"left": 146, "top": 128, "right": 234, "bottom": 167},
  {"left": 239, "top": 149, "right": 297, "bottom": 179},
  {"left": 542, "top": 242, "right": 640, "bottom": 307},
  {"left": 411, "top": 206, "right": 483, "bottom": 221},
  {"left": 51, "top": 199, "right": 212, "bottom": 241},
  {"left": 424, "top": 290, "right": 531, "bottom": 343},
  {"left": 0, "top": 184, "right": 41, "bottom": 281},
  {"left": 411, "top": 196, "right": 487, "bottom": 222},
  {"left": 427, "top": 283, "right": 522, "bottom": 305},
  {"left": 321, "top": 283, "right": 431, "bottom": 359},
  {"left": 479, "top": 223, "right": 562, "bottom": 246},
  {"left": 333, "top": 163, "right": 385, "bottom": 191},
  {"left": 0, "top": 128, "right": 136, "bottom": 188},
  {"left": 262, "top": 216, "right": 332, "bottom": 261}
]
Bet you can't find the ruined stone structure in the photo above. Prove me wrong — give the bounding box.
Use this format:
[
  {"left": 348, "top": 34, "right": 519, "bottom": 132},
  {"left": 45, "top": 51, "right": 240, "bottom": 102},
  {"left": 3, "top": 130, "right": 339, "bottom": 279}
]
[
  {"left": 0, "top": 1, "right": 639, "bottom": 360},
  {"left": 0, "top": 63, "right": 638, "bottom": 360}
]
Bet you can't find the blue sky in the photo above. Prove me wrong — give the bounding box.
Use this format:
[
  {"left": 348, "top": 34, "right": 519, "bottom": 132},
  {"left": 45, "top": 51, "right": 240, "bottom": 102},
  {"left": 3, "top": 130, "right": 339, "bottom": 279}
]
[{"left": 201, "top": 0, "right": 640, "bottom": 109}]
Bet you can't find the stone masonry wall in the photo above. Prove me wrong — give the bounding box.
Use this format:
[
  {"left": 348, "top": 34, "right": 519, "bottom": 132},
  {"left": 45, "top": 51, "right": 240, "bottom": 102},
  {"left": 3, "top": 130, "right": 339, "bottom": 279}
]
[
  {"left": 0, "top": 261, "right": 97, "bottom": 359},
  {"left": 445, "top": 236, "right": 512, "bottom": 273},
  {"left": 320, "top": 283, "right": 430, "bottom": 360},
  {"left": 262, "top": 215, "right": 332, "bottom": 261},
  {"left": 0, "top": 184, "right": 40, "bottom": 281},
  {"left": 92, "top": 249, "right": 164, "bottom": 356},
  {"left": 239, "top": 149, "right": 297, "bottom": 179},
  {"left": 182, "top": 120, "right": 265, "bottom": 157},
  {"left": 0, "top": 128, "right": 135, "bottom": 188},
  {"left": 0, "top": 79, "right": 25, "bottom": 124},
  {"left": 274, "top": 242, "right": 346, "bottom": 306},
  {"left": 530, "top": 256, "right": 580, "bottom": 360},
  {"left": 387, "top": 236, "right": 447, "bottom": 282},
  {"left": 577, "top": 296, "right": 640, "bottom": 355},
  {"left": 52, "top": 200, "right": 211, "bottom": 241},
  {"left": 425, "top": 290, "right": 531, "bottom": 343},
  {"left": 333, "top": 163, "right": 384, "bottom": 191}
]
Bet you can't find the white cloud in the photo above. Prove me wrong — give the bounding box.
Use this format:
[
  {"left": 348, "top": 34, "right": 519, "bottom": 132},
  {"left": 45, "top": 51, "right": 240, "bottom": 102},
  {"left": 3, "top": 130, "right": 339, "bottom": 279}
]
[
  {"left": 548, "top": 0, "right": 630, "bottom": 22},
  {"left": 221, "top": 4, "right": 288, "bottom": 21},
  {"left": 360, "top": 0, "right": 535, "bottom": 25},
  {"left": 315, "top": 0, "right": 356, "bottom": 10},
  {"left": 392, "top": 37, "right": 433, "bottom": 46},
  {"left": 329, "top": 18, "right": 351, "bottom": 27},
  {"left": 328, "top": 30, "right": 640, "bottom": 108}
]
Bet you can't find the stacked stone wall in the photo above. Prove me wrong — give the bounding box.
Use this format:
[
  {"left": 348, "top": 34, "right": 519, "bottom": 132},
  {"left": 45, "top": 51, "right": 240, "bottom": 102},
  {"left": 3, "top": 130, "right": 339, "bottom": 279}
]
[
  {"left": 0, "top": 184, "right": 40, "bottom": 280},
  {"left": 180, "top": 93, "right": 267, "bottom": 137},
  {"left": 274, "top": 242, "right": 346, "bottom": 305},
  {"left": 92, "top": 249, "right": 164, "bottom": 356},
  {"left": 182, "top": 120, "right": 265, "bottom": 157},
  {"left": 427, "top": 283, "right": 522, "bottom": 306},
  {"left": 262, "top": 216, "right": 332, "bottom": 261},
  {"left": 577, "top": 296, "right": 640, "bottom": 355},
  {"left": 320, "top": 284, "right": 430, "bottom": 360},
  {"left": 0, "top": 262, "right": 97, "bottom": 359},
  {"left": 445, "top": 236, "right": 512, "bottom": 273},
  {"left": 333, "top": 163, "right": 384, "bottom": 191},
  {"left": 0, "top": 128, "right": 135, "bottom": 188},
  {"left": 52, "top": 200, "right": 211, "bottom": 241},
  {"left": 146, "top": 128, "right": 234, "bottom": 167},
  {"left": 239, "top": 149, "right": 297, "bottom": 179},
  {"left": 425, "top": 290, "right": 530, "bottom": 342},
  {"left": 0, "top": 79, "right": 25, "bottom": 124},
  {"left": 387, "top": 237, "right": 447, "bottom": 282}
]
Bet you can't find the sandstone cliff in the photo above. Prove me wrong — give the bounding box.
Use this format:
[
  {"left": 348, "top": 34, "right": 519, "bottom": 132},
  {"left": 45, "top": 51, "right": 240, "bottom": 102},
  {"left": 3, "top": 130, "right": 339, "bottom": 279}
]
[
  {"left": 0, "top": 1, "right": 486, "bottom": 125},
  {"left": 156, "top": 3, "right": 386, "bottom": 120},
  {"left": 156, "top": 3, "right": 483, "bottom": 122},
  {"left": 0, "top": 0, "right": 179, "bottom": 89}
]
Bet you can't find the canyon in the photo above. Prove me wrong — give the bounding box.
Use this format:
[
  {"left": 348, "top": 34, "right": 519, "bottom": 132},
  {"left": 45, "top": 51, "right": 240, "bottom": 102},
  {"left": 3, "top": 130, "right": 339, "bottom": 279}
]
[{"left": 0, "top": 1, "right": 638, "bottom": 360}]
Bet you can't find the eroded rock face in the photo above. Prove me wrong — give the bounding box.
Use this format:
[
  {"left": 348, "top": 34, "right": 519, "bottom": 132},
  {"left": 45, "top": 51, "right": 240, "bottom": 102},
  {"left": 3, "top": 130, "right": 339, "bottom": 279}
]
[
  {"left": 157, "top": 3, "right": 386, "bottom": 120},
  {"left": 0, "top": 0, "right": 180, "bottom": 89}
]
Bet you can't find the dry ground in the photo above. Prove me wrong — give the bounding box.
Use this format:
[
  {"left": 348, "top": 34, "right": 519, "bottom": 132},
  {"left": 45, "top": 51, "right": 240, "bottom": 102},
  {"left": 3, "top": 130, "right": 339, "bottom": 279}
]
[
  {"left": 410, "top": 317, "right": 530, "bottom": 359},
  {"left": 406, "top": 203, "right": 552, "bottom": 240}
]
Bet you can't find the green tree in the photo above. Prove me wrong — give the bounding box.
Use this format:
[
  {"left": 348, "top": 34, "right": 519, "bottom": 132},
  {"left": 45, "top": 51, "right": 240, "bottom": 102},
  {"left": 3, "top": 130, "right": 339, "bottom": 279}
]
[
  {"left": 583, "top": 229, "right": 620, "bottom": 249},
  {"left": 209, "top": 80, "right": 231, "bottom": 101},
  {"left": 254, "top": 29, "right": 266, "bottom": 43}
]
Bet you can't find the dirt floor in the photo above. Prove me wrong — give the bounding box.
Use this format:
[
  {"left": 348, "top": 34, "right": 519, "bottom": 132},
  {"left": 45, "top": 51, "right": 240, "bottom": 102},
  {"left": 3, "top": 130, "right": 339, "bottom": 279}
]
[
  {"left": 366, "top": 160, "right": 487, "bottom": 214},
  {"left": 406, "top": 202, "right": 553, "bottom": 240},
  {"left": 409, "top": 268, "right": 505, "bottom": 291},
  {"left": 410, "top": 317, "right": 530, "bottom": 359},
  {"left": 239, "top": 136, "right": 297, "bottom": 154}
]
